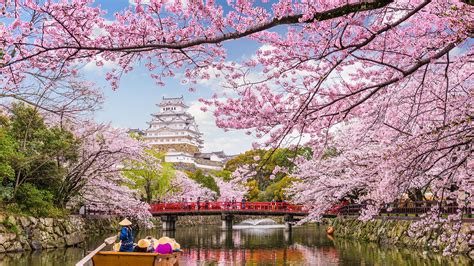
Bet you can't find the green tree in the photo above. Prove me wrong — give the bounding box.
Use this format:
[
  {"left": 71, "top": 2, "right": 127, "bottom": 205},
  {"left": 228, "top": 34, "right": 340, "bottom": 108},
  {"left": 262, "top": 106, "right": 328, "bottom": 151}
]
[
  {"left": 0, "top": 128, "right": 18, "bottom": 201},
  {"left": 186, "top": 169, "right": 220, "bottom": 195},
  {"left": 209, "top": 169, "right": 232, "bottom": 182},
  {"left": 0, "top": 104, "right": 82, "bottom": 213},
  {"left": 257, "top": 176, "right": 295, "bottom": 201},
  {"left": 5, "top": 104, "right": 80, "bottom": 198},
  {"left": 13, "top": 183, "right": 63, "bottom": 217},
  {"left": 123, "top": 150, "right": 175, "bottom": 203},
  {"left": 246, "top": 180, "right": 260, "bottom": 201},
  {"left": 225, "top": 147, "right": 311, "bottom": 193}
]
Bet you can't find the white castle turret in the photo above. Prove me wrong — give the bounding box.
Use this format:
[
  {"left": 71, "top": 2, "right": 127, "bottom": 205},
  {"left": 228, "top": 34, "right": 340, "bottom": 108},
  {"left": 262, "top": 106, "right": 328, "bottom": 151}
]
[{"left": 143, "top": 96, "right": 229, "bottom": 170}]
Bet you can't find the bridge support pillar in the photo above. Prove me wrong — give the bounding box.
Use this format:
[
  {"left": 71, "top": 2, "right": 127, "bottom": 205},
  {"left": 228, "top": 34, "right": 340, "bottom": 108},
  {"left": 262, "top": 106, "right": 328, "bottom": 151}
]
[
  {"left": 161, "top": 215, "right": 177, "bottom": 231},
  {"left": 284, "top": 215, "right": 294, "bottom": 231},
  {"left": 221, "top": 214, "right": 233, "bottom": 230}
]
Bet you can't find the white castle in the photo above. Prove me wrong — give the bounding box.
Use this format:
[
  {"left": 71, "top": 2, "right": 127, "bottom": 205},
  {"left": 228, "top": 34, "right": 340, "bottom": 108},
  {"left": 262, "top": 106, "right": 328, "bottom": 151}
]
[{"left": 141, "top": 96, "right": 229, "bottom": 170}]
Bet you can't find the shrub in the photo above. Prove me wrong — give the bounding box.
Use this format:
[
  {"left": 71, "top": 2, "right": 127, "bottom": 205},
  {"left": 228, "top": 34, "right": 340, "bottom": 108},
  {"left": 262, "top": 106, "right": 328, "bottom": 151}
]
[
  {"left": 14, "top": 183, "right": 65, "bottom": 217},
  {"left": 1, "top": 219, "right": 19, "bottom": 234},
  {"left": 0, "top": 185, "right": 13, "bottom": 202}
]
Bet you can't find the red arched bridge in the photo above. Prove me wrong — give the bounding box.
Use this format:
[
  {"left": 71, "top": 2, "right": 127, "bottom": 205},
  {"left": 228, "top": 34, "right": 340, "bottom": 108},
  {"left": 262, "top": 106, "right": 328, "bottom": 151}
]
[
  {"left": 149, "top": 201, "right": 316, "bottom": 231},
  {"left": 83, "top": 200, "right": 473, "bottom": 231}
]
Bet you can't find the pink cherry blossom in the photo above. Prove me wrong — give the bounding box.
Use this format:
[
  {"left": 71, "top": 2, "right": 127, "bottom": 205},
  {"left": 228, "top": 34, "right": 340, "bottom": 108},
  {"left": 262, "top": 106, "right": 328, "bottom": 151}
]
[{"left": 1, "top": 0, "right": 473, "bottom": 251}]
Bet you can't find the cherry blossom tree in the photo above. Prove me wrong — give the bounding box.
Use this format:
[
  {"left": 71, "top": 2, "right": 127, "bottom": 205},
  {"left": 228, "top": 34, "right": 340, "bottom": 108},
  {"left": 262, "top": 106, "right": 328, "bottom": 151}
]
[
  {"left": 166, "top": 171, "right": 216, "bottom": 201},
  {"left": 65, "top": 121, "right": 152, "bottom": 223},
  {"left": 1, "top": 0, "right": 473, "bottom": 250},
  {"left": 215, "top": 177, "right": 247, "bottom": 201},
  {"left": 0, "top": 75, "right": 103, "bottom": 118}
]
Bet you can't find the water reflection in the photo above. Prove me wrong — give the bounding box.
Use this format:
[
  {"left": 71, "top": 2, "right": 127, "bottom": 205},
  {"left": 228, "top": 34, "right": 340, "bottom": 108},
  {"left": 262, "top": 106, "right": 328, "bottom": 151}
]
[{"left": 0, "top": 225, "right": 471, "bottom": 266}]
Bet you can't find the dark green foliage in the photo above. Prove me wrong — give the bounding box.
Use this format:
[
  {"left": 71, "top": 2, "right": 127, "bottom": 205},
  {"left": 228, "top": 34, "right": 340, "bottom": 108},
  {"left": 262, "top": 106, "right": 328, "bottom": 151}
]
[
  {"left": 0, "top": 128, "right": 17, "bottom": 201},
  {"left": 210, "top": 169, "right": 232, "bottom": 182},
  {"left": 14, "top": 183, "right": 64, "bottom": 217},
  {"left": 187, "top": 169, "right": 220, "bottom": 195},
  {"left": 256, "top": 176, "right": 295, "bottom": 201},
  {"left": 224, "top": 147, "right": 311, "bottom": 201},
  {"left": 0, "top": 103, "right": 79, "bottom": 217},
  {"left": 6, "top": 104, "right": 80, "bottom": 196}
]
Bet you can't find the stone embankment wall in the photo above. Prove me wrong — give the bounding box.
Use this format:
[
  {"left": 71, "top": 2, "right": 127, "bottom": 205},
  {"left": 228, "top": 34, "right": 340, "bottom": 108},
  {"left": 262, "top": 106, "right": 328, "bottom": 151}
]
[
  {"left": 327, "top": 218, "right": 474, "bottom": 258},
  {"left": 0, "top": 213, "right": 283, "bottom": 253},
  {"left": 0, "top": 214, "right": 120, "bottom": 253}
]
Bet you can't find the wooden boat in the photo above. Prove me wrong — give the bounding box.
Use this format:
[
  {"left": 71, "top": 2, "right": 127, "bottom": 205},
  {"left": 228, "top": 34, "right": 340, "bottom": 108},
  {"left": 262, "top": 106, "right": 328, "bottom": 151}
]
[{"left": 91, "top": 251, "right": 181, "bottom": 266}]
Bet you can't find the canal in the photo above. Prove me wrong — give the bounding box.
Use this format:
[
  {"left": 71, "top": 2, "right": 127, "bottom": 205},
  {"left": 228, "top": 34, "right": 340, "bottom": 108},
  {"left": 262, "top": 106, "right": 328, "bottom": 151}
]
[{"left": 0, "top": 224, "right": 470, "bottom": 265}]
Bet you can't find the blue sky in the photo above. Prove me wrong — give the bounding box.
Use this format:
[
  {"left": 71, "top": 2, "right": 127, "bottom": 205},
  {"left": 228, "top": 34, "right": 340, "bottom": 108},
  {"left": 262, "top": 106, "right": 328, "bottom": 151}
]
[{"left": 83, "top": 0, "right": 266, "bottom": 155}]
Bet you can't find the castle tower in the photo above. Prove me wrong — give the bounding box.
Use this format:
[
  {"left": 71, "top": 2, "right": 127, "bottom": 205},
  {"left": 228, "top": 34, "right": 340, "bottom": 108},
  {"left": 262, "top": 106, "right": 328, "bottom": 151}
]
[{"left": 143, "top": 96, "right": 204, "bottom": 163}]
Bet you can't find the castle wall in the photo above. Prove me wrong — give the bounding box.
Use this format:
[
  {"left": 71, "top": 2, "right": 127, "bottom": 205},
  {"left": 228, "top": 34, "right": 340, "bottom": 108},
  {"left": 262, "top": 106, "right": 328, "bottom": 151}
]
[{"left": 151, "top": 143, "right": 200, "bottom": 154}]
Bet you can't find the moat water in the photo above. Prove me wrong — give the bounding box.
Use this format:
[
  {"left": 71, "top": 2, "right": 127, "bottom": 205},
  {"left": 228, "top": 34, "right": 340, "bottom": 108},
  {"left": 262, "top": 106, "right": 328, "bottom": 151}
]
[{"left": 0, "top": 224, "right": 470, "bottom": 265}]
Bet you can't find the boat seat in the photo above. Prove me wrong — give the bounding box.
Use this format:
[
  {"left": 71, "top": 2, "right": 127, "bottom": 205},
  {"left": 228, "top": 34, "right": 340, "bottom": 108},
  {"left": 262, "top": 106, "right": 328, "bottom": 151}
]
[{"left": 92, "top": 251, "right": 180, "bottom": 266}]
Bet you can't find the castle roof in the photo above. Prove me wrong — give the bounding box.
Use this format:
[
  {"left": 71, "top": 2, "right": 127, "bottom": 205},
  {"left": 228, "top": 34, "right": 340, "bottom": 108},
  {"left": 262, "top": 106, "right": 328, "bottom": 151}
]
[{"left": 158, "top": 96, "right": 188, "bottom": 108}]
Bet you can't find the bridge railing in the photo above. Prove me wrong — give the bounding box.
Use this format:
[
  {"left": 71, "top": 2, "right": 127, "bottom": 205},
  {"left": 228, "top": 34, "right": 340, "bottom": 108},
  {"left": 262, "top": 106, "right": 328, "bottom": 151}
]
[{"left": 149, "top": 201, "right": 306, "bottom": 213}]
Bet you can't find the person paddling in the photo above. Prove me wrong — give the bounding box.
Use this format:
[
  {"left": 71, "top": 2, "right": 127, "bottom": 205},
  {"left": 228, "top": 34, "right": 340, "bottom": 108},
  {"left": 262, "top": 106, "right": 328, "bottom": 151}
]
[{"left": 118, "top": 218, "right": 134, "bottom": 252}]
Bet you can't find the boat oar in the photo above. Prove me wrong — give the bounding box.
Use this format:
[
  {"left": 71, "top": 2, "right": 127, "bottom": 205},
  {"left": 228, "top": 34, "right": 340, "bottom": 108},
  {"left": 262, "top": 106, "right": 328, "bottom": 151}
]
[{"left": 75, "top": 235, "right": 117, "bottom": 266}]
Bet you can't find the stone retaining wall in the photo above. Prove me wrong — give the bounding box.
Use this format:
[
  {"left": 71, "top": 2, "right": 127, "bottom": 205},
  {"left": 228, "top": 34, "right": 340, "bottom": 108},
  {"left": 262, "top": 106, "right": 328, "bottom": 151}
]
[
  {"left": 0, "top": 213, "right": 285, "bottom": 253},
  {"left": 0, "top": 214, "right": 120, "bottom": 253},
  {"left": 326, "top": 217, "right": 474, "bottom": 258}
]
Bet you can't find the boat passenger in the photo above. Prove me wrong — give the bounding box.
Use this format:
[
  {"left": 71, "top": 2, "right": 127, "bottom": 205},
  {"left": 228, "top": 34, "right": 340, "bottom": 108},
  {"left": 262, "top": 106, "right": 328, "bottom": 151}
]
[
  {"left": 118, "top": 218, "right": 134, "bottom": 252},
  {"left": 232, "top": 197, "right": 236, "bottom": 209},
  {"left": 182, "top": 197, "right": 188, "bottom": 209},
  {"left": 145, "top": 236, "right": 158, "bottom": 252},
  {"left": 225, "top": 197, "right": 230, "bottom": 209},
  {"left": 133, "top": 239, "right": 151, "bottom": 253},
  {"left": 155, "top": 237, "right": 173, "bottom": 254},
  {"left": 170, "top": 238, "right": 181, "bottom": 252}
]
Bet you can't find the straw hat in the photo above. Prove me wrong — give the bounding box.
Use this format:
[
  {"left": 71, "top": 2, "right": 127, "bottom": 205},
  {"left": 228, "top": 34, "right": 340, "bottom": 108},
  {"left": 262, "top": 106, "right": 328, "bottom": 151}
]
[
  {"left": 155, "top": 237, "right": 174, "bottom": 254},
  {"left": 170, "top": 238, "right": 181, "bottom": 250},
  {"left": 155, "top": 243, "right": 173, "bottom": 254},
  {"left": 137, "top": 239, "right": 151, "bottom": 249},
  {"left": 119, "top": 218, "right": 132, "bottom": 226},
  {"left": 157, "top": 236, "right": 172, "bottom": 245},
  {"left": 172, "top": 242, "right": 181, "bottom": 251}
]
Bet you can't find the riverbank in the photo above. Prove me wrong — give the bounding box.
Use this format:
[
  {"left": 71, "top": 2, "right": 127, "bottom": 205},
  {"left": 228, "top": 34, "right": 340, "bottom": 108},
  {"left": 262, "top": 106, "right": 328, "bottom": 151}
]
[
  {"left": 0, "top": 214, "right": 284, "bottom": 253},
  {"left": 0, "top": 214, "right": 121, "bottom": 253},
  {"left": 3, "top": 213, "right": 472, "bottom": 260},
  {"left": 326, "top": 217, "right": 474, "bottom": 259},
  {"left": 2, "top": 224, "right": 471, "bottom": 265}
]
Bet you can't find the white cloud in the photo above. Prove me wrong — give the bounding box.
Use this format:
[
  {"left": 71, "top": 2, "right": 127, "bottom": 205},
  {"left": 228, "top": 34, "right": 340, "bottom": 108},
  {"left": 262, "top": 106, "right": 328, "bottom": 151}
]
[
  {"left": 90, "top": 20, "right": 113, "bottom": 40},
  {"left": 128, "top": 0, "right": 151, "bottom": 5},
  {"left": 187, "top": 100, "right": 254, "bottom": 155},
  {"left": 83, "top": 55, "right": 118, "bottom": 73},
  {"left": 129, "top": 0, "right": 188, "bottom": 8}
]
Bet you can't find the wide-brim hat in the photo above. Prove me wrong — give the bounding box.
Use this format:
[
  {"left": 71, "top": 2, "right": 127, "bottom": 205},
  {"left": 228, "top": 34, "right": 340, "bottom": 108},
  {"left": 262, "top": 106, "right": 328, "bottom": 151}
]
[
  {"left": 157, "top": 236, "right": 172, "bottom": 245},
  {"left": 137, "top": 239, "right": 151, "bottom": 249},
  {"left": 155, "top": 243, "right": 173, "bottom": 254},
  {"left": 119, "top": 218, "right": 132, "bottom": 226},
  {"left": 169, "top": 238, "right": 180, "bottom": 250}
]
